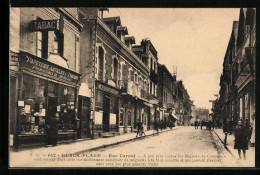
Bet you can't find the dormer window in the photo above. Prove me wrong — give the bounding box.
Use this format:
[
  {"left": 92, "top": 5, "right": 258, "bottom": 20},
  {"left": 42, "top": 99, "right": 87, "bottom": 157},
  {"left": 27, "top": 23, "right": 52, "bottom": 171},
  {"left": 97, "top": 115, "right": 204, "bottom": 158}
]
[{"left": 116, "top": 26, "right": 128, "bottom": 42}]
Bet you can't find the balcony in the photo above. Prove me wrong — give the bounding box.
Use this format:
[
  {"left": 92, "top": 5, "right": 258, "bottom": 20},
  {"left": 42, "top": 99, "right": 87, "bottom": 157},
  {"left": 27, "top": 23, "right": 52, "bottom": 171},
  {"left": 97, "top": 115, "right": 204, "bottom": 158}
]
[
  {"left": 141, "top": 89, "right": 149, "bottom": 100},
  {"left": 119, "top": 80, "right": 150, "bottom": 101}
]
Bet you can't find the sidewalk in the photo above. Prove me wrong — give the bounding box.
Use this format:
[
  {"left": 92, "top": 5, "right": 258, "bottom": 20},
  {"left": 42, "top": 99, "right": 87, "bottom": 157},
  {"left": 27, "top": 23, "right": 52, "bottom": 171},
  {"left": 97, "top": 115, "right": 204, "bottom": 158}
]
[
  {"left": 213, "top": 128, "right": 255, "bottom": 166},
  {"left": 10, "top": 127, "right": 175, "bottom": 167}
]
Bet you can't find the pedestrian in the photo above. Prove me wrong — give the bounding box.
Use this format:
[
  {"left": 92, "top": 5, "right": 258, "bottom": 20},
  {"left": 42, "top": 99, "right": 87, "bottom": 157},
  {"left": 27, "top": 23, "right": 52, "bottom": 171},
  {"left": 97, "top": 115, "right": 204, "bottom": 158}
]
[
  {"left": 208, "top": 121, "right": 212, "bottom": 130},
  {"left": 153, "top": 120, "right": 159, "bottom": 135},
  {"left": 136, "top": 120, "right": 145, "bottom": 137},
  {"left": 46, "top": 114, "right": 59, "bottom": 146},
  {"left": 194, "top": 121, "right": 197, "bottom": 129},
  {"left": 200, "top": 120, "right": 203, "bottom": 130},
  {"left": 223, "top": 120, "right": 229, "bottom": 146},
  {"left": 245, "top": 119, "right": 252, "bottom": 146},
  {"left": 234, "top": 119, "right": 248, "bottom": 160}
]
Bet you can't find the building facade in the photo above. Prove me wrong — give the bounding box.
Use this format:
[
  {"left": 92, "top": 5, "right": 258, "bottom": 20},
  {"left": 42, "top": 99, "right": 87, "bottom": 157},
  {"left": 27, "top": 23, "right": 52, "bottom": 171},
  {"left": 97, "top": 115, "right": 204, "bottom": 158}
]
[
  {"left": 218, "top": 8, "right": 256, "bottom": 129},
  {"left": 78, "top": 8, "right": 154, "bottom": 138},
  {"left": 10, "top": 8, "right": 83, "bottom": 149},
  {"left": 157, "top": 64, "right": 176, "bottom": 122}
]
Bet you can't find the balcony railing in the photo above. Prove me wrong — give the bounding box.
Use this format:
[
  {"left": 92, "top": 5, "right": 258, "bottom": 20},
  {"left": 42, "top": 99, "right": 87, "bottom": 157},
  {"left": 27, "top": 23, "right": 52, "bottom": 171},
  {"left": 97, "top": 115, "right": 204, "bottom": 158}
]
[
  {"left": 119, "top": 80, "right": 149, "bottom": 100},
  {"left": 141, "top": 89, "right": 149, "bottom": 100}
]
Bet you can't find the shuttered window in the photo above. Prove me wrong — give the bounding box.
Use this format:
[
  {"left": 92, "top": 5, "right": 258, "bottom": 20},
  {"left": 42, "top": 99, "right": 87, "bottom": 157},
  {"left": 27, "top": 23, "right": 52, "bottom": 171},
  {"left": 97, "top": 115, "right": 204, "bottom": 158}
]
[{"left": 130, "top": 70, "right": 134, "bottom": 81}]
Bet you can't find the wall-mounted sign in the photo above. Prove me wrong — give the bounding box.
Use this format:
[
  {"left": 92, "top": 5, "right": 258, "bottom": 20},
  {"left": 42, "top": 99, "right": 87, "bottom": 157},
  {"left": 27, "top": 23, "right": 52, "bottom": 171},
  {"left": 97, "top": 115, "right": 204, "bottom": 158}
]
[
  {"left": 96, "top": 82, "right": 119, "bottom": 96},
  {"left": 19, "top": 51, "right": 80, "bottom": 86},
  {"left": 31, "top": 20, "right": 57, "bottom": 31}
]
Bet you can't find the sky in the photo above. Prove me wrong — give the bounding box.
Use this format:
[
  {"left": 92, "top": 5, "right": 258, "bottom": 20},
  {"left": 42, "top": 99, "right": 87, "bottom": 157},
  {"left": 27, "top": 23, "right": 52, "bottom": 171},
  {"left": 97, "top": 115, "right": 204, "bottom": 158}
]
[{"left": 103, "top": 8, "right": 240, "bottom": 110}]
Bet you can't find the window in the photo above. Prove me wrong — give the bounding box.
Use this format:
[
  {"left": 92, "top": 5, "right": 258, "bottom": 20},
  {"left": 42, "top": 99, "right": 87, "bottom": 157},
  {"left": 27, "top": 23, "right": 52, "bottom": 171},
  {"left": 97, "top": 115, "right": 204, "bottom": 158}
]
[
  {"left": 98, "top": 47, "right": 104, "bottom": 81},
  {"left": 127, "top": 111, "right": 131, "bottom": 126},
  {"left": 130, "top": 70, "right": 134, "bottom": 81},
  {"left": 119, "top": 110, "right": 124, "bottom": 126},
  {"left": 139, "top": 77, "right": 143, "bottom": 89},
  {"left": 36, "top": 32, "right": 42, "bottom": 57},
  {"left": 36, "top": 31, "right": 48, "bottom": 59},
  {"left": 134, "top": 73, "right": 138, "bottom": 83},
  {"left": 150, "top": 81, "right": 153, "bottom": 94},
  {"left": 54, "top": 31, "right": 64, "bottom": 55},
  {"left": 113, "top": 58, "right": 118, "bottom": 82}
]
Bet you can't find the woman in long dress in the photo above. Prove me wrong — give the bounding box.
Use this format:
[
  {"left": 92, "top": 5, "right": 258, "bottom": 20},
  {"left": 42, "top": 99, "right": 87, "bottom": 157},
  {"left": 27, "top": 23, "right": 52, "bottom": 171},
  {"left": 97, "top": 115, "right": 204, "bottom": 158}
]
[{"left": 234, "top": 119, "right": 248, "bottom": 160}]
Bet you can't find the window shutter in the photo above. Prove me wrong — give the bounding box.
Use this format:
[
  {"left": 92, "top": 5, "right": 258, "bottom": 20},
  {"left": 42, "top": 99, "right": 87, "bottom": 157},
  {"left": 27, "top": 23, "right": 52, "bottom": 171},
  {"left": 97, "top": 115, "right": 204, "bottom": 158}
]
[
  {"left": 118, "top": 63, "right": 121, "bottom": 80},
  {"left": 122, "top": 65, "right": 128, "bottom": 81},
  {"left": 130, "top": 70, "right": 134, "bottom": 81}
]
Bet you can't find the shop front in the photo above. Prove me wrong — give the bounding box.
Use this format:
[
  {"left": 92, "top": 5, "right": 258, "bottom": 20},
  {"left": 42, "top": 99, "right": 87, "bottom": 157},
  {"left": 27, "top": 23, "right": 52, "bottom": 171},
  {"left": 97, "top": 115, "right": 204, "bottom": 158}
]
[
  {"left": 93, "top": 80, "right": 119, "bottom": 138},
  {"left": 13, "top": 51, "right": 80, "bottom": 150}
]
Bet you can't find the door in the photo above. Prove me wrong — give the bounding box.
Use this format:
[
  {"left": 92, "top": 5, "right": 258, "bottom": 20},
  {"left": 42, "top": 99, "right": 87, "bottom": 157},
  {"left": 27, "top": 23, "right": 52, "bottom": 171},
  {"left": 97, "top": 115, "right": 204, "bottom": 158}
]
[
  {"left": 78, "top": 96, "right": 91, "bottom": 138},
  {"left": 103, "top": 95, "right": 110, "bottom": 132},
  {"left": 48, "top": 96, "right": 58, "bottom": 118}
]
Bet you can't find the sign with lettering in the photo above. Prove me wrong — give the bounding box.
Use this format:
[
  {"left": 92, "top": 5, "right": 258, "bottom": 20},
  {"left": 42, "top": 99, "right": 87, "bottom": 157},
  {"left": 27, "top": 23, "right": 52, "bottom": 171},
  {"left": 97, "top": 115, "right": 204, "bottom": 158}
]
[
  {"left": 96, "top": 82, "right": 119, "bottom": 96},
  {"left": 31, "top": 20, "right": 57, "bottom": 31},
  {"left": 10, "top": 54, "right": 19, "bottom": 72},
  {"left": 19, "top": 51, "right": 80, "bottom": 86}
]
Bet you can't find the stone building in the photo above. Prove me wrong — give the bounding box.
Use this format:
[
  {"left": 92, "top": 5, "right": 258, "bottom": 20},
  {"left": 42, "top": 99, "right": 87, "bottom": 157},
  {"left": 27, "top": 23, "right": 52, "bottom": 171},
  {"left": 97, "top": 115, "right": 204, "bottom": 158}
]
[
  {"left": 133, "top": 39, "right": 160, "bottom": 129},
  {"left": 157, "top": 64, "right": 176, "bottom": 121},
  {"left": 10, "top": 8, "right": 83, "bottom": 150},
  {"left": 218, "top": 8, "right": 255, "bottom": 127},
  {"left": 78, "top": 8, "right": 154, "bottom": 137}
]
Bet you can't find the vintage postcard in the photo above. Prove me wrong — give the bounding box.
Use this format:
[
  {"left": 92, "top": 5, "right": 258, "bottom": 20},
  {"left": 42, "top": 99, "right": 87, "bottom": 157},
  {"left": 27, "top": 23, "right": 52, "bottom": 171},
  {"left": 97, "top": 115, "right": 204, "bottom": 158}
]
[{"left": 9, "top": 7, "right": 256, "bottom": 167}]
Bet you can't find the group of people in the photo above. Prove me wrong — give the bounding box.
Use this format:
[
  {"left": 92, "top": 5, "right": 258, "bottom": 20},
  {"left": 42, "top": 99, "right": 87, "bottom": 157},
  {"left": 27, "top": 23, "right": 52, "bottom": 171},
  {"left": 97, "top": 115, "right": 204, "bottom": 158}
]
[{"left": 136, "top": 118, "right": 176, "bottom": 137}]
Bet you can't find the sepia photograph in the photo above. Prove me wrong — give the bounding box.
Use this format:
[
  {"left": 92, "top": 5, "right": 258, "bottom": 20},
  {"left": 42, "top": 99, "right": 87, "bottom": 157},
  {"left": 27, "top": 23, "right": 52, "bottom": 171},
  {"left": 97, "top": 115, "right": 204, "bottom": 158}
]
[{"left": 9, "top": 7, "right": 256, "bottom": 168}]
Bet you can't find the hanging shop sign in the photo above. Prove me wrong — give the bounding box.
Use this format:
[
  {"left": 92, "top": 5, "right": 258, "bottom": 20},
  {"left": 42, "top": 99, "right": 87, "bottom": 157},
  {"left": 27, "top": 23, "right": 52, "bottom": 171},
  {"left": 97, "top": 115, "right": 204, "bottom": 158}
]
[
  {"left": 96, "top": 82, "right": 119, "bottom": 96},
  {"left": 19, "top": 51, "right": 80, "bottom": 86},
  {"left": 30, "top": 19, "right": 58, "bottom": 31}
]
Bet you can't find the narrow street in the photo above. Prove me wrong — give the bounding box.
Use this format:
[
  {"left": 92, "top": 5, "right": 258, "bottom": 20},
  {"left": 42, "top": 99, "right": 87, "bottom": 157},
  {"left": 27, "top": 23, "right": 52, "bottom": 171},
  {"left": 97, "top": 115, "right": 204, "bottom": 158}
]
[
  {"left": 89, "top": 126, "right": 238, "bottom": 167},
  {"left": 11, "top": 126, "right": 252, "bottom": 167}
]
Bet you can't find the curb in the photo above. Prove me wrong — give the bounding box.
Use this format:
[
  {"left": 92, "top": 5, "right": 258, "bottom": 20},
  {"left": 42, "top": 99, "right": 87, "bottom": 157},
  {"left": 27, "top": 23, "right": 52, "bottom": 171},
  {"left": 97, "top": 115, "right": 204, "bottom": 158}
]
[
  {"left": 74, "top": 128, "right": 175, "bottom": 154},
  {"left": 212, "top": 129, "right": 235, "bottom": 158}
]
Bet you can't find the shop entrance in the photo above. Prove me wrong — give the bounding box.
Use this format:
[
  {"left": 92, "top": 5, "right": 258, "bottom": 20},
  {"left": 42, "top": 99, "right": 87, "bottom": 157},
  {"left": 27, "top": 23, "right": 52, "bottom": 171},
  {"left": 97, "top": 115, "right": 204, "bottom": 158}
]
[
  {"left": 78, "top": 96, "right": 91, "bottom": 139},
  {"left": 48, "top": 96, "right": 58, "bottom": 118},
  {"left": 103, "top": 95, "right": 110, "bottom": 132}
]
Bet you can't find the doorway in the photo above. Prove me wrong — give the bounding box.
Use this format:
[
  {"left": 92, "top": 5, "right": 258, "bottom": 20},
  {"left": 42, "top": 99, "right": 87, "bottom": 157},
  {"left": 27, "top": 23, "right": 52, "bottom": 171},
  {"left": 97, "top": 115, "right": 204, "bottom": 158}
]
[
  {"left": 103, "top": 95, "right": 110, "bottom": 132},
  {"left": 48, "top": 96, "right": 58, "bottom": 118},
  {"left": 78, "top": 96, "right": 91, "bottom": 138}
]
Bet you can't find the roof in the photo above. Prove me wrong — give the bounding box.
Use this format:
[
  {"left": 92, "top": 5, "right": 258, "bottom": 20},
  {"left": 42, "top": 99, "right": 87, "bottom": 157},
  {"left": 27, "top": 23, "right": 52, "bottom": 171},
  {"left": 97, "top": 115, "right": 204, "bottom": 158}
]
[
  {"left": 103, "top": 16, "right": 121, "bottom": 24},
  {"left": 125, "top": 36, "right": 136, "bottom": 44},
  {"left": 116, "top": 26, "right": 128, "bottom": 35}
]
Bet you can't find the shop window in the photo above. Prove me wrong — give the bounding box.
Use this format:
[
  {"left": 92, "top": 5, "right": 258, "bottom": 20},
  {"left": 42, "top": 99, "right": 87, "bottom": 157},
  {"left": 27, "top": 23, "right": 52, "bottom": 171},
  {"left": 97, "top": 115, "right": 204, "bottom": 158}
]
[
  {"left": 20, "top": 74, "right": 76, "bottom": 135},
  {"left": 21, "top": 74, "right": 47, "bottom": 135}
]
